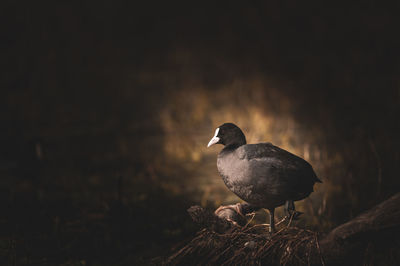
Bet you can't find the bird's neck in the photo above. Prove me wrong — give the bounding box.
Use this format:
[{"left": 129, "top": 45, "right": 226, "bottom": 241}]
[{"left": 223, "top": 140, "right": 246, "bottom": 151}]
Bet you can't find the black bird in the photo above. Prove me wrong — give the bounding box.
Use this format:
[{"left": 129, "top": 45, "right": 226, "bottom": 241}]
[{"left": 207, "top": 123, "right": 321, "bottom": 232}]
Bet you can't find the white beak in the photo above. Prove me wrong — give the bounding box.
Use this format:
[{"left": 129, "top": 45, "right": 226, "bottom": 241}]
[
  {"left": 207, "top": 136, "right": 220, "bottom": 147},
  {"left": 207, "top": 128, "right": 220, "bottom": 147}
]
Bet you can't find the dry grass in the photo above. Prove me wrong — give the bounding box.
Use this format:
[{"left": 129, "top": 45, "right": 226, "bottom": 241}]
[{"left": 166, "top": 224, "right": 325, "bottom": 266}]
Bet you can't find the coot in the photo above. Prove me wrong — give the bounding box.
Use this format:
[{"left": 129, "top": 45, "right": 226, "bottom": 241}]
[{"left": 207, "top": 123, "right": 321, "bottom": 232}]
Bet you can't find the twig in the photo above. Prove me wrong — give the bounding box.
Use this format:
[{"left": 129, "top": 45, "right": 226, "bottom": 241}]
[{"left": 315, "top": 232, "right": 326, "bottom": 266}]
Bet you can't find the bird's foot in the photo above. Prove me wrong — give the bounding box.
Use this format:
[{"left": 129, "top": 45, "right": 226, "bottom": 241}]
[{"left": 284, "top": 200, "right": 303, "bottom": 221}]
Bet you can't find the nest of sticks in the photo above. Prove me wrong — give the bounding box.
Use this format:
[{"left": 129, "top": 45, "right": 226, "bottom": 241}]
[
  {"left": 165, "top": 205, "right": 325, "bottom": 265},
  {"left": 164, "top": 194, "right": 400, "bottom": 265}
]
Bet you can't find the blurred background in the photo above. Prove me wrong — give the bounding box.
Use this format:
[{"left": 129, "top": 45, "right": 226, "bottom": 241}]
[{"left": 1, "top": 1, "right": 399, "bottom": 265}]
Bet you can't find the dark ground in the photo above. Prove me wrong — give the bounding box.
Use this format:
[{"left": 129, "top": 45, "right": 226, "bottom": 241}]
[{"left": 1, "top": 1, "right": 400, "bottom": 265}]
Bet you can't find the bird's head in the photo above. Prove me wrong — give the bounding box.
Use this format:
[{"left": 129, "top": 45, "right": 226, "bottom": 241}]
[{"left": 207, "top": 123, "right": 246, "bottom": 148}]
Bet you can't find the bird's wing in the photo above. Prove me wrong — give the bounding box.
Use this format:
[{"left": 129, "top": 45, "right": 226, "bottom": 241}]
[
  {"left": 236, "top": 143, "right": 319, "bottom": 197},
  {"left": 238, "top": 143, "right": 300, "bottom": 162}
]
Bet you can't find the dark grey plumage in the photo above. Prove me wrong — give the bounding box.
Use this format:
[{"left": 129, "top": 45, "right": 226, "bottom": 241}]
[{"left": 208, "top": 123, "right": 321, "bottom": 232}]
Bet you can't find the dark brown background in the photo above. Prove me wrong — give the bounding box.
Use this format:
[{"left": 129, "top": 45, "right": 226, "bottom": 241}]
[{"left": 1, "top": 1, "right": 399, "bottom": 265}]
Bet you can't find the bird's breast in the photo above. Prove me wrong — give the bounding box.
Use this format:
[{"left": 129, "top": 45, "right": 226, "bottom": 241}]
[{"left": 217, "top": 152, "right": 255, "bottom": 199}]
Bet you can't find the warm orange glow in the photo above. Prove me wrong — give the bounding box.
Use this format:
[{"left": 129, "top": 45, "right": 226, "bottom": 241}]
[{"left": 156, "top": 77, "right": 335, "bottom": 229}]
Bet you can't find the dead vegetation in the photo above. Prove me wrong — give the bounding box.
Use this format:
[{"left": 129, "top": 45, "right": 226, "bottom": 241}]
[
  {"left": 166, "top": 225, "right": 325, "bottom": 266},
  {"left": 166, "top": 193, "right": 400, "bottom": 266}
]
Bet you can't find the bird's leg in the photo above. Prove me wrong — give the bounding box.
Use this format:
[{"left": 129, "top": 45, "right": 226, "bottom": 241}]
[
  {"left": 284, "top": 200, "right": 291, "bottom": 216},
  {"left": 269, "top": 208, "right": 275, "bottom": 233},
  {"left": 284, "top": 200, "right": 295, "bottom": 216},
  {"left": 284, "top": 200, "right": 303, "bottom": 220}
]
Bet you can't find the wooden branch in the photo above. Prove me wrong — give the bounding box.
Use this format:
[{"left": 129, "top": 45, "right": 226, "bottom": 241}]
[{"left": 320, "top": 192, "right": 400, "bottom": 264}]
